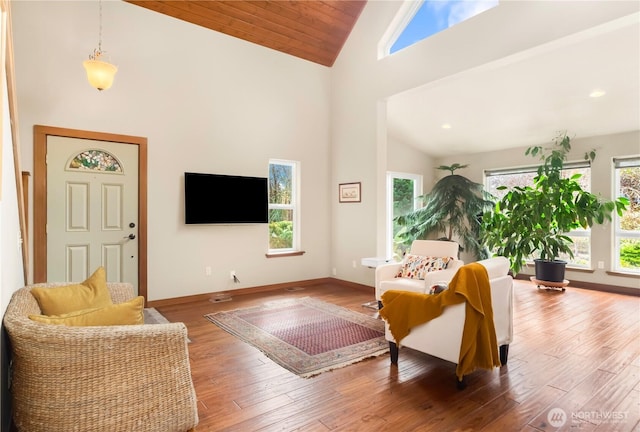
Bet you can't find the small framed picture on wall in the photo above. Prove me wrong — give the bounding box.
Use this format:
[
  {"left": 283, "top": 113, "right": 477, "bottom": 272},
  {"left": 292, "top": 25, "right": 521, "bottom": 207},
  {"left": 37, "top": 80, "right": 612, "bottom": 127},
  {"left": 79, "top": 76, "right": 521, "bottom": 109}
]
[{"left": 339, "top": 182, "right": 361, "bottom": 203}]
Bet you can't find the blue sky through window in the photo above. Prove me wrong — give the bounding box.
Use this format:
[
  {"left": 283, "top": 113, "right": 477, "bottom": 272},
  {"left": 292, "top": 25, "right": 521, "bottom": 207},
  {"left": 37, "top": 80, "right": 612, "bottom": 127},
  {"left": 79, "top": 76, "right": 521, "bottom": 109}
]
[{"left": 390, "top": 0, "right": 499, "bottom": 54}]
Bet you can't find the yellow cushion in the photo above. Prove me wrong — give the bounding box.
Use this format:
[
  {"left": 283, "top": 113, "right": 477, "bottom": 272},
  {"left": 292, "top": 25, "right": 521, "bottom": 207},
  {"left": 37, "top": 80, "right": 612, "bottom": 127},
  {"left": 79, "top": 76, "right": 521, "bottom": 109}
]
[
  {"left": 30, "top": 267, "right": 112, "bottom": 315},
  {"left": 29, "top": 296, "right": 145, "bottom": 326}
]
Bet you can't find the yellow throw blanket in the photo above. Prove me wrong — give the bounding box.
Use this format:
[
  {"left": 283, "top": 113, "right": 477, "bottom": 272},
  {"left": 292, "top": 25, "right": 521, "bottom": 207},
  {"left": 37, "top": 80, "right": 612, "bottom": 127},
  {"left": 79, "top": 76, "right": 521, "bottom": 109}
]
[{"left": 379, "top": 262, "right": 501, "bottom": 381}]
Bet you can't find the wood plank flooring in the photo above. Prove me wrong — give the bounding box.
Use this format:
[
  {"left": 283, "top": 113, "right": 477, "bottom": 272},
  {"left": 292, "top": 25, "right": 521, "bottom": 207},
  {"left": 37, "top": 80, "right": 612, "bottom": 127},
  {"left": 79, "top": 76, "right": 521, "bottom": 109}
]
[{"left": 157, "top": 280, "right": 640, "bottom": 431}]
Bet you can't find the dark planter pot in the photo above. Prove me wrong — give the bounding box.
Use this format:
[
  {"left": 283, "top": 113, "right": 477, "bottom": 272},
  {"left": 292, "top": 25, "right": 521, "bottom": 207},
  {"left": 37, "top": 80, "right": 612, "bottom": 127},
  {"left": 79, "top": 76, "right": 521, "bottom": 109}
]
[{"left": 534, "top": 259, "right": 567, "bottom": 282}]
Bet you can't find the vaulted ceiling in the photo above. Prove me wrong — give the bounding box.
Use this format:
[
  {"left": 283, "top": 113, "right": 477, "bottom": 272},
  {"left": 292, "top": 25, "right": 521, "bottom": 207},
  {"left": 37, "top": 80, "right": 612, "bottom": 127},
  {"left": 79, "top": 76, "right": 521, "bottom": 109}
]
[
  {"left": 123, "top": 2, "right": 639, "bottom": 156},
  {"left": 125, "top": 0, "right": 367, "bottom": 67}
]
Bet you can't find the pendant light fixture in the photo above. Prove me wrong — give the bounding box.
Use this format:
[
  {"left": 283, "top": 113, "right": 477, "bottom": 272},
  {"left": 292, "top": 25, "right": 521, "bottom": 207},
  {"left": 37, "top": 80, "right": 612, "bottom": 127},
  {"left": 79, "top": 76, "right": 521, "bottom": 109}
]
[{"left": 83, "top": 0, "right": 117, "bottom": 91}]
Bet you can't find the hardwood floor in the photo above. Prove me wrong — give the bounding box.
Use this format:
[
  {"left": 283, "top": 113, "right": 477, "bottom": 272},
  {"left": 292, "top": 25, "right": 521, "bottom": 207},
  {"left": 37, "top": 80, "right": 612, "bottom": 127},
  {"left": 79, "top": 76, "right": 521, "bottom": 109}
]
[{"left": 157, "top": 280, "right": 640, "bottom": 431}]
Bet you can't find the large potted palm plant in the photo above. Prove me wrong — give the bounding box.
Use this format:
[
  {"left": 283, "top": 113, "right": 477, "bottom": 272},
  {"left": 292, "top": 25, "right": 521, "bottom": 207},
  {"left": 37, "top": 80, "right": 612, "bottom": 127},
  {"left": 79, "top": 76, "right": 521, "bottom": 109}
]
[
  {"left": 482, "top": 132, "right": 629, "bottom": 281},
  {"left": 395, "top": 164, "right": 494, "bottom": 261}
]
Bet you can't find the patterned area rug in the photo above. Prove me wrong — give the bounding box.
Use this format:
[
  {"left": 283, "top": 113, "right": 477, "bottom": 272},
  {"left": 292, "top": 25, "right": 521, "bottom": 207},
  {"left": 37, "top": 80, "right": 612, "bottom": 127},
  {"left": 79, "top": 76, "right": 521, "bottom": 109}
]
[{"left": 205, "top": 297, "right": 388, "bottom": 378}]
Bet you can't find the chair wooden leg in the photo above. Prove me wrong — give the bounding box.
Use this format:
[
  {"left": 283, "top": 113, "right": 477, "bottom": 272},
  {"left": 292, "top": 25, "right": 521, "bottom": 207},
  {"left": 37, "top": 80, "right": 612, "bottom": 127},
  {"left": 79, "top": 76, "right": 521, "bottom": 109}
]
[
  {"left": 456, "top": 375, "right": 467, "bottom": 390},
  {"left": 389, "top": 341, "right": 398, "bottom": 364},
  {"left": 499, "top": 344, "right": 509, "bottom": 366}
]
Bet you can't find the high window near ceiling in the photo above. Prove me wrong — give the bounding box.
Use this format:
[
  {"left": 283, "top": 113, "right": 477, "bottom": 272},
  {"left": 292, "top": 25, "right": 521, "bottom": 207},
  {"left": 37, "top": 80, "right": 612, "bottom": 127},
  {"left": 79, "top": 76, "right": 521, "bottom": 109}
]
[
  {"left": 381, "top": 0, "right": 499, "bottom": 56},
  {"left": 485, "top": 161, "right": 592, "bottom": 268},
  {"left": 268, "top": 160, "right": 300, "bottom": 254},
  {"left": 614, "top": 157, "right": 640, "bottom": 274}
]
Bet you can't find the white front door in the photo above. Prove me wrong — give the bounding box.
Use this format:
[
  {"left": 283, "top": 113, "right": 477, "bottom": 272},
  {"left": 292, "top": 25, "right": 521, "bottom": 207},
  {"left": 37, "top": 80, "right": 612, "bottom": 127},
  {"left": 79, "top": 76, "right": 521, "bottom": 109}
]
[{"left": 46, "top": 136, "right": 139, "bottom": 292}]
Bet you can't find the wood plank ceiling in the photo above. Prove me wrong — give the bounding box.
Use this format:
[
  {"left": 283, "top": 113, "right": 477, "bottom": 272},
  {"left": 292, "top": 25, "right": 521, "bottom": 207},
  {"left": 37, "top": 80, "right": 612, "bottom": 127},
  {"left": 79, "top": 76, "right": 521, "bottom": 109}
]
[{"left": 125, "top": 1, "right": 367, "bottom": 67}]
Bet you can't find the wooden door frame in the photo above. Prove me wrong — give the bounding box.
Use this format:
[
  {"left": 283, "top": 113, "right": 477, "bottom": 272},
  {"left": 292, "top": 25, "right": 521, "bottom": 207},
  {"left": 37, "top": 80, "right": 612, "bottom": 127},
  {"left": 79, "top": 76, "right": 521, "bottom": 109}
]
[{"left": 33, "top": 125, "right": 148, "bottom": 302}]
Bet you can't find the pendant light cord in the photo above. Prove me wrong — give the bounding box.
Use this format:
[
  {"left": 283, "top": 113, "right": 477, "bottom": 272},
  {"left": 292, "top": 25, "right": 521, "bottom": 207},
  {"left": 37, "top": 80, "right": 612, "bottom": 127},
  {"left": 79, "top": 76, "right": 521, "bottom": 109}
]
[{"left": 98, "top": 0, "right": 103, "bottom": 54}]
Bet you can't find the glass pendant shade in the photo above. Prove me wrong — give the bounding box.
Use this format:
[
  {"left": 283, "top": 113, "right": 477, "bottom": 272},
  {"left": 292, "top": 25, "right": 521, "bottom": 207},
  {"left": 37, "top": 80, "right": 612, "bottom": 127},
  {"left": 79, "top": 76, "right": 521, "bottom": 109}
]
[{"left": 83, "top": 58, "right": 117, "bottom": 91}]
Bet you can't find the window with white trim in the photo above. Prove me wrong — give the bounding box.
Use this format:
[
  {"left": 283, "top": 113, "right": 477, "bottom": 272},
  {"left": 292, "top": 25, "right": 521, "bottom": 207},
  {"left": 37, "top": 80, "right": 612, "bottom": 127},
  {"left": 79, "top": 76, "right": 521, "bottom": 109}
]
[
  {"left": 387, "top": 172, "right": 423, "bottom": 260},
  {"left": 485, "top": 161, "right": 592, "bottom": 267},
  {"left": 614, "top": 157, "right": 640, "bottom": 273},
  {"left": 268, "top": 160, "right": 299, "bottom": 252}
]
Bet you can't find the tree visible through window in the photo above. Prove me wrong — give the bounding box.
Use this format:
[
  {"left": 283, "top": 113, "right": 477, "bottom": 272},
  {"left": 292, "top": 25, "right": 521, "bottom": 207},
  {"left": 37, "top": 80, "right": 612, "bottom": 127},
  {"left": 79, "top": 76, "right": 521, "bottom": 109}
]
[
  {"left": 268, "top": 160, "right": 298, "bottom": 251},
  {"left": 387, "top": 172, "right": 422, "bottom": 259},
  {"left": 614, "top": 157, "right": 640, "bottom": 273}
]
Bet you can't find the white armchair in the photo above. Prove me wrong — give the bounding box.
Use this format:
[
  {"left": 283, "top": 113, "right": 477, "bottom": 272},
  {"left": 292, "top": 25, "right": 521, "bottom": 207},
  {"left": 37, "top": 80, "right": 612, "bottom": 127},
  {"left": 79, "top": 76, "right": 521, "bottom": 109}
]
[
  {"left": 375, "top": 240, "right": 463, "bottom": 305},
  {"left": 380, "top": 256, "right": 514, "bottom": 386}
]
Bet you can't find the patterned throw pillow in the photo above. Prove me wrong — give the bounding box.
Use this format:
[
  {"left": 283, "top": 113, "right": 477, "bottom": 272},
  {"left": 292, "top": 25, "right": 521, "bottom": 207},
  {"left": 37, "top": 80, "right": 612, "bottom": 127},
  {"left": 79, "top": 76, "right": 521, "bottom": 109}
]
[{"left": 395, "top": 254, "right": 454, "bottom": 280}]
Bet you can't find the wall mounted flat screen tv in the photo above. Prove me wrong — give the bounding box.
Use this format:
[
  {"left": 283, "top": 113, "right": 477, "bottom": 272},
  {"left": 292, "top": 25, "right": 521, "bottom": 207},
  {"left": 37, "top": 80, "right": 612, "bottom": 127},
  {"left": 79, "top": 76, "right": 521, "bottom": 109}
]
[{"left": 184, "top": 172, "right": 268, "bottom": 224}]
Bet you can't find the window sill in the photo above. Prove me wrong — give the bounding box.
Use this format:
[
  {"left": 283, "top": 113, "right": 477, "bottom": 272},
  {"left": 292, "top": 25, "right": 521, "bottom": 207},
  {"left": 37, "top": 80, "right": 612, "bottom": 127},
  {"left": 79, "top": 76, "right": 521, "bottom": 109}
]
[
  {"left": 265, "top": 250, "right": 306, "bottom": 258},
  {"left": 565, "top": 266, "right": 595, "bottom": 273},
  {"left": 606, "top": 270, "right": 640, "bottom": 278},
  {"left": 524, "top": 262, "right": 594, "bottom": 273},
  {"left": 524, "top": 262, "right": 640, "bottom": 277}
]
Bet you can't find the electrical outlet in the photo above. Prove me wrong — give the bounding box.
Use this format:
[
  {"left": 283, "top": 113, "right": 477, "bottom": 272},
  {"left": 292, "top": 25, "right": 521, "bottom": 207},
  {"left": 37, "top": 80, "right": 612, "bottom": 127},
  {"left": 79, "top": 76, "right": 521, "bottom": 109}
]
[
  {"left": 332, "top": 268, "right": 337, "bottom": 276},
  {"left": 352, "top": 260, "right": 356, "bottom": 268},
  {"left": 205, "top": 266, "right": 212, "bottom": 276},
  {"left": 597, "top": 261, "right": 605, "bottom": 269},
  {"left": 230, "top": 270, "right": 236, "bottom": 280}
]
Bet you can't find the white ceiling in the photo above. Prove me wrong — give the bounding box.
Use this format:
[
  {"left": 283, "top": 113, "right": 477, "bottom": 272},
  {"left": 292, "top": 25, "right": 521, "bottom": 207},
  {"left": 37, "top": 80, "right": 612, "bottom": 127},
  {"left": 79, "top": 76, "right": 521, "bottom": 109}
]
[{"left": 386, "top": 13, "right": 640, "bottom": 157}]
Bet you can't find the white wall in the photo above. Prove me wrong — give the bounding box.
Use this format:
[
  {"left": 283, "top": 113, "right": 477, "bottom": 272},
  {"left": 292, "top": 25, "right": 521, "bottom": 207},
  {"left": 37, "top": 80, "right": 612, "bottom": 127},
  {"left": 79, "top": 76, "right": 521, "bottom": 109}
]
[
  {"left": 11, "top": 1, "right": 332, "bottom": 301},
  {"left": 9, "top": 1, "right": 640, "bottom": 298},
  {"left": 331, "top": 1, "right": 640, "bottom": 288},
  {"left": 387, "top": 137, "right": 434, "bottom": 188},
  {"left": 1, "top": 71, "right": 25, "bottom": 316}
]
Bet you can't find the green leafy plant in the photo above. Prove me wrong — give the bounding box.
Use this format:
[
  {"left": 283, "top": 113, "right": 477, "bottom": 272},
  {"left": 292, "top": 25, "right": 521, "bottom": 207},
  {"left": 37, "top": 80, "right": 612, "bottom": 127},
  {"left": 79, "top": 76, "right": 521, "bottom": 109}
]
[
  {"left": 269, "top": 220, "right": 292, "bottom": 248},
  {"left": 620, "top": 240, "right": 640, "bottom": 268},
  {"left": 395, "top": 164, "right": 494, "bottom": 260},
  {"left": 482, "top": 132, "right": 629, "bottom": 275}
]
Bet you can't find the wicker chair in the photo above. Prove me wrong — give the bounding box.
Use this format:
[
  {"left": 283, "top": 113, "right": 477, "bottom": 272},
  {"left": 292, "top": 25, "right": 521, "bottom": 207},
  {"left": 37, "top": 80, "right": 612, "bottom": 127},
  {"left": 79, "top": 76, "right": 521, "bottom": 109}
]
[{"left": 4, "top": 282, "right": 199, "bottom": 432}]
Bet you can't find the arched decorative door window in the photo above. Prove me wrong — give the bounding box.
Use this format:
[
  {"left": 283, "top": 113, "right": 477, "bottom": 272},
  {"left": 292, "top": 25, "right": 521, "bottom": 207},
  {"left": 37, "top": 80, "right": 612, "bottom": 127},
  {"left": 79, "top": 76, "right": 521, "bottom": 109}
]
[{"left": 66, "top": 148, "right": 123, "bottom": 173}]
